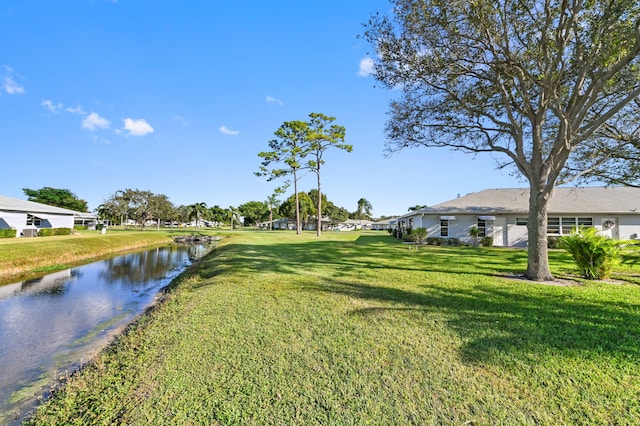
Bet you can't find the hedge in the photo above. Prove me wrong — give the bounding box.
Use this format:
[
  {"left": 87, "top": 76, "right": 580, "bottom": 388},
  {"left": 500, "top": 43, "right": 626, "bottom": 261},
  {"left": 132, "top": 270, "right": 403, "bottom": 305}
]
[{"left": 0, "top": 228, "right": 16, "bottom": 238}]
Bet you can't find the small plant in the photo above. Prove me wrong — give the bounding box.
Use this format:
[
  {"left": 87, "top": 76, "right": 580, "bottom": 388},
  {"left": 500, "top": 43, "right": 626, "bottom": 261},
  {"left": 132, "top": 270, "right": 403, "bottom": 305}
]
[
  {"left": 412, "top": 228, "right": 427, "bottom": 246},
  {"left": 559, "top": 226, "right": 622, "bottom": 280},
  {"left": 469, "top": 226, "right": 480, "bottom": 246},
  {"left": 481, "top": 236, "right": 493, "bottom": 247}
]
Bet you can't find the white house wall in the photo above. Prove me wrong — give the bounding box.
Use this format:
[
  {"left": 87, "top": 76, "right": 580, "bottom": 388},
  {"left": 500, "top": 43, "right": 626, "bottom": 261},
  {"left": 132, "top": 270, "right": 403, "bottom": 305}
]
[{"left": 0, "top": 211, "right": 26, "bottom": 235}]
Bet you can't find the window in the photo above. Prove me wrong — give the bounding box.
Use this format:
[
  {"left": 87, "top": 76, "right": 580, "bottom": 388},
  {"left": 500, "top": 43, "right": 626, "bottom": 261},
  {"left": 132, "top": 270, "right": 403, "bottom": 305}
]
[
  {"left": 440, "top": 220, "right": 449, "bottom": 237},
  {"left": 26, "top": 214, "right": 41, "bottom": 226},
  {"left": 477, "top": 219, "right": 486, "bottom": 237},
  {"left": 578, "top": 217, "right": 593, "bottom": 226},
  {"left": 561, "top": 217, "right": 577, "bottom": 235},
  {"left": 547, "top": 217, "right": 560, "bottom": 234},
  {"left": 548, "top": 216, "right": 593, "bottom": 235}
]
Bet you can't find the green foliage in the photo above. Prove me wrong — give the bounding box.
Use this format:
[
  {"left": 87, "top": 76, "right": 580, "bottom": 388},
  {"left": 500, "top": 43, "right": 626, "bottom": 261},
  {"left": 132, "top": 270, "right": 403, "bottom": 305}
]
[
  {"left": 559, "top": 227, "right": 622, "bottom": 279},
  {"left": 74, "top": 225, "right": 88, "bottom": 231},
  {"left": 412, "top": 227, "right": 427, "bottom": 245},
  {"left": 23, "top": 187, "right": 89, "bottom": 212},
  {"left": 469, "top": 226, "right": 480, "bottom": 246},
  {"left": 547, "top": 236, "right": 561, "bottom": 249},
  {"left": 481, "top": 236, "right": 493, "bottom": 247},
  {"left": 0, "top": 229, "right": 16, "bottom": 238},
  {"left": 37, "top": 228, "right": 72, "bottom": 237}
]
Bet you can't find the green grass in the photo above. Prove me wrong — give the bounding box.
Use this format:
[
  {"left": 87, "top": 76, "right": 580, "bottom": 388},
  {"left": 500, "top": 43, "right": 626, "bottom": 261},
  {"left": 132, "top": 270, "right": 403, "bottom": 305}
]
[{"left": 25, "top": 231, "right": 640, "bottom": 425}]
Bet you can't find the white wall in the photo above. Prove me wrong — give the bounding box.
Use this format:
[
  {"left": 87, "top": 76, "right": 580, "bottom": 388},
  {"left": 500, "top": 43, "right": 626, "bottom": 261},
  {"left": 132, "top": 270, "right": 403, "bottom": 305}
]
[{"left": 0, "top": 211, "right": 26, "bottom": 237}]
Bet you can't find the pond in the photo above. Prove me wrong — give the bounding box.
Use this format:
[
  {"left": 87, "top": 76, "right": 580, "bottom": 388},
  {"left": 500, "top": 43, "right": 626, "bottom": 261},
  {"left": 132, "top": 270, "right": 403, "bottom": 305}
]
[{"left": 0, "top": 243, "right": 209, "bottom": 424}]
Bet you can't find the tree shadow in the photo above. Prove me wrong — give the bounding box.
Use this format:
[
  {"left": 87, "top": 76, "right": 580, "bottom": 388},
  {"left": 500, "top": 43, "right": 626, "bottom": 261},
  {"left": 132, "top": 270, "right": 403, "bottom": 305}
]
[{"left": 191, "top": 234, "right": 640, "bottom": 363}]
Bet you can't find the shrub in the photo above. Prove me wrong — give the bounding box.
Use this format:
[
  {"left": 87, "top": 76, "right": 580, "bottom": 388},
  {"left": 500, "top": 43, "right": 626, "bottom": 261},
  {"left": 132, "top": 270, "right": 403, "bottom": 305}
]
[
  {"left": 0, "top": 228, "right": 16, "bottom": 238},
  {"left": 37, "top": 228, "right": 72, "bottom": 237},
  {"left": 469, "top": 226, "right": 480, "bottom": 246},
  {"left": 559, "top": 227, "right": 621, "bottom": 280},
  {"left": 413, "top": 228, "right": 427, "bottom": 245},
  {"left": 426, "top": 237, "right": 445, "bottom": 246},
  {"left": 403, "top": 230, "right": 414, "bottom": 242},
  {"left": 481, "top": 236, "right": 494, "bottom": 247},
  {"left": 74, "top": 225, "right": 88, "bottom": 230},
  {"left": 547, "top": 236, "right": 561, "bottom": 249},
  {"left": 391, "top": 228, "right": 398, "bottom": 238}
]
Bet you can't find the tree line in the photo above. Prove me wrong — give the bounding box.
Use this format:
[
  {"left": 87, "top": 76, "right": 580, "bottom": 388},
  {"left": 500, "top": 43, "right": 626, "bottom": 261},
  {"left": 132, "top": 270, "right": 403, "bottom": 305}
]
[{"left": 20, "top": 186, "right": 377, "bottom": 231}]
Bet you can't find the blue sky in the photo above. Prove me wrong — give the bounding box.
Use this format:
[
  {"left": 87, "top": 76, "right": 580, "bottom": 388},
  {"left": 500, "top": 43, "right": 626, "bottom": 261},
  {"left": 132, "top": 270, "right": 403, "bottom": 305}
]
[{"left": 0, "top": 0, "right": 524, "bottom": 217}]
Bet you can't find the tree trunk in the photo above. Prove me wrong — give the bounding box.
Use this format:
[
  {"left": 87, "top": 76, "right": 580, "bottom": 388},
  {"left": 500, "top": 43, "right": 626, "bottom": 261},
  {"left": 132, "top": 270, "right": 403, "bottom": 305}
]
[
  {"left": 293, "top": 169, "right": 301, "bottom": 235},
  {"left": 525, "top": 184, "right": 555, "bottom": 281},
  {"left": 316, "top": 169, "right": 322, "bottom": 237}
]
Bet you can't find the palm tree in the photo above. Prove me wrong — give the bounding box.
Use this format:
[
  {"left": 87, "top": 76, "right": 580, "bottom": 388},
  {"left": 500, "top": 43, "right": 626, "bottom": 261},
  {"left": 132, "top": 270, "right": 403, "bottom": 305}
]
[
  {"left": 356, "top": 198, "right": 372, "bottom": 233},
  {"left": 188, "top": 202, "right": 208, "bottom": 228},
  {"left": 226, "top": 206, "right": 241, "bottom": 230}
]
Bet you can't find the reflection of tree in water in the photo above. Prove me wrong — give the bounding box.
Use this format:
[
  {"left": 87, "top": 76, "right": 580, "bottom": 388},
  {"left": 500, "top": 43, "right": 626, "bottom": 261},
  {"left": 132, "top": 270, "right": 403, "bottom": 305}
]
[
  {"left": 99, "top": 246, "right": 190, "bottom": 287},
  {"left": 21, "top": 269, "right": 81, "bottom": 296}
]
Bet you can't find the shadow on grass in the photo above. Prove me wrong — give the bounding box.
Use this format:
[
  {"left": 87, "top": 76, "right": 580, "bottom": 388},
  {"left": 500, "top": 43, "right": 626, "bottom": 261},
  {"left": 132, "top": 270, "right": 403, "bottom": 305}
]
[
  {"left": 193, "top": 233, "right": 640, "bottom": 364},
  {"left": 315, "top": 280, "right": 640, "bottom": 364}
]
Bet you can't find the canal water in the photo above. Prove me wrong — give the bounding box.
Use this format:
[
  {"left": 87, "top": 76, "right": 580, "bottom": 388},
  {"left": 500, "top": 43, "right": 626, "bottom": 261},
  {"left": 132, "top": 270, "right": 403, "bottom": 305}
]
[{"left": 0, "top": 244, "right": 209, "bottom": 424}]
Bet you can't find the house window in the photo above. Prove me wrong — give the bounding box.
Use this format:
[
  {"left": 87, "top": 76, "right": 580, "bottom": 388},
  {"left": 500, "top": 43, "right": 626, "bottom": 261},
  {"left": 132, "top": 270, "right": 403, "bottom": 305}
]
[
  {"left": 578, "top": 217, "right": 593, "bottom": 227},
  {"left": 26, "top": 214, "right": 41, "bottom": 226},
  {"left": 516, "top": 217, "right": 528, "bottom": 226},
  {"left": 440, "top": 220, "right": 449, "bottom": 237},
  {"left": 477, "top": 219, "right": 487, "bottom": 237},
  {"left": 561, "top": 217, "right": 577, "bottom": 235},
  {"left": 548, "top": 216, "right": 593, "bottom": 235}
]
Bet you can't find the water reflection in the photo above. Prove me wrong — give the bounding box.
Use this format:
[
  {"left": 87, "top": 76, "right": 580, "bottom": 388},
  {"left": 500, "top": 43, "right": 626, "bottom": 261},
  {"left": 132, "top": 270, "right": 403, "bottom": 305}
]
[{"left": 0, "top": 244, "right": 207, "bottom": 424}]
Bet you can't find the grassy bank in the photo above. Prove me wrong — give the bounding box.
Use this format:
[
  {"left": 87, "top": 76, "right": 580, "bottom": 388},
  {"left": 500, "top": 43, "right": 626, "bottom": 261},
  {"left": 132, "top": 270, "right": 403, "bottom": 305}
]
[
  {"left": 0, "top": 228, "right": 216, "bottom": 282},
  {"left": 25, "top": 231, "right": 640, "bottom": 424}
]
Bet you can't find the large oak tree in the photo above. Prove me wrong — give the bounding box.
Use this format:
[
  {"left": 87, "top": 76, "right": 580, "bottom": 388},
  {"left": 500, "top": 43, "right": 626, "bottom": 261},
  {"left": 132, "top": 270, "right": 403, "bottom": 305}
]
[{"left": 364, "top": 0, "right": 640, "bottom": 280}]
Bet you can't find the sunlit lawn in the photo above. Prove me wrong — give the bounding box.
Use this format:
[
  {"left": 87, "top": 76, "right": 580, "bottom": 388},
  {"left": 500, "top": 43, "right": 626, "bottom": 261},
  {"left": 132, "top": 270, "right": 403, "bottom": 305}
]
[{"left": 26, "top": 231, "right": 640, "bottom": 425}]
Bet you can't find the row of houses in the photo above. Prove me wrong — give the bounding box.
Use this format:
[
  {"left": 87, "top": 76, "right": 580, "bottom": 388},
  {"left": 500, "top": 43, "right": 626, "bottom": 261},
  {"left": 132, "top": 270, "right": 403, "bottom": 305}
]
[
  {"left": 391, "top": 187, "right": 640, "bottom": 247},
  {"left": 0, "top": 195, "right": 97, "bottom": 237},
  {"left": 4, "top": 186, "right": 639, "bottom": 245}
]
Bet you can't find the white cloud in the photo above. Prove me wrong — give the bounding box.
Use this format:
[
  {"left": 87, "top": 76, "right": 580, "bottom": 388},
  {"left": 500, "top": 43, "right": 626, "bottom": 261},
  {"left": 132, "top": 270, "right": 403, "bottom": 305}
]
[
  {"left": 174, "top": 114, "right": 188, "bottom": 126},
  {"left": 3, "top": 76, "right": 24, "bottom": 94},
  {"left": 41, "top": 100, "right": 63, "bottom": 112},
  {"left": 82, "top": 112, "right": 110, "bottom": 131},
  {"left": 65, "top": 105, "right": 86, "bottom": 115},
  {"left": 357, "top": 57, "right": 374, "bottom": 77},
  {"left": 266, "top": 96, "right": 284, "bottom": 106},
  {"left": 123, "top": 118, "right": 154, "bottom": 136},
  {"left": 219, "top": 125, "right": 239, "bottom": 135}
]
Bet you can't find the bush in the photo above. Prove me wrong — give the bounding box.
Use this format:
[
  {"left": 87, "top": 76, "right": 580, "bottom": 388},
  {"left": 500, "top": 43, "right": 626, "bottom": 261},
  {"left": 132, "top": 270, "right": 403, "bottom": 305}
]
[
  {"left": 37, "top": 228, "right": 72, "bottom": 237},
  {"left": 74, "top": 225, "right": 88, "bottom": 230},
  {"left": 559, "top": 227, "right": 621, "bottom": 280},
  {"left": 481, "top": 236, "right": 494, "bottom": 247},
  {"left": 413, "top": 228, "right": 427, "bottom": 245},
  {"left": 426, "top": 237, "right": 445, "bottom": 246},
  {"left": 0, "top": 228, "right": 16, "bottom": 238},
  {"left": 547, "top": 236, "right": 561, "bottom": 249}
]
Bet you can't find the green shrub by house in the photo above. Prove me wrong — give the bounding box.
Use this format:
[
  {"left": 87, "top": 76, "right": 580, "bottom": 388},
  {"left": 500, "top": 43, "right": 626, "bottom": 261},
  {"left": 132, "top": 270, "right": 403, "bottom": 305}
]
[
  {"left": 0, "top": 229, "right": 16, "bottom": 238},
  {"left": 559, "top": 226, "right": 621, "bottom": 280}
]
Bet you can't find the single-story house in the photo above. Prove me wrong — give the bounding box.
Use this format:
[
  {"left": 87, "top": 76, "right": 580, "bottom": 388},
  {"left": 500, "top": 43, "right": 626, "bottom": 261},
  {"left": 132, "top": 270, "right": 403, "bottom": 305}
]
[
  {"left": 0, "top": 195, "right": 96, "bottom": 237},
  {"left": 394, "top": 187, "right": 640, "bottom": 247},
  {"left": 371, "top": 218, "right": 396, "bottom": 231}
]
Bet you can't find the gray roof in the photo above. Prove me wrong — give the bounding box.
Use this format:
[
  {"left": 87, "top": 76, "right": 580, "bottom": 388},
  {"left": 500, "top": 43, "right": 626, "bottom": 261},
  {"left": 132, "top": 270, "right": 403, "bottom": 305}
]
[
  {"left": 0, "top": 195, "right": 88, "bottom": 216},
  {"left": 403, "top": 187, "right": 640, "bottom": 217}
]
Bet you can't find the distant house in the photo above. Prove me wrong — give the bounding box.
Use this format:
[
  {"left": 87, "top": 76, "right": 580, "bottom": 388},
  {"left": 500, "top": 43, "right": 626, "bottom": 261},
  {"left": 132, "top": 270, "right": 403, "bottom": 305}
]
[
  {"left": 394, "top": 187, "right": 640, "bottom": 247},
  {"left": 371, "top": 218, "right": 396, "bottom": 231},
  {"left": 0, "top": 195, "right": 96, "bottom": 237}
]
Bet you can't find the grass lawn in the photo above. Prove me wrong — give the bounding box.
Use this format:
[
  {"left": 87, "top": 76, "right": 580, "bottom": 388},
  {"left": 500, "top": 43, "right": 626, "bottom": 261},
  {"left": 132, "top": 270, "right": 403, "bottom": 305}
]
[{"left": 25, "top": 231, "right": 640, "bottom": 425}]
